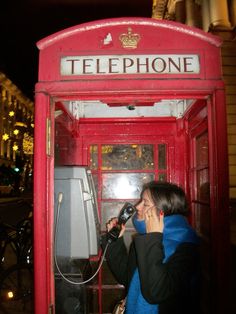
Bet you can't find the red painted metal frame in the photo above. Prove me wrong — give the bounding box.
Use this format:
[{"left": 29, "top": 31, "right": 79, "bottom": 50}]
[
  {"left": 184, "top": 96, "right": 230, "bottom": 313},
  {"left": 34, "top": 92, "right": 55, "bottom": 313},
  {"left": 34, "top": 18, "right": 229, "bottom": 314}
]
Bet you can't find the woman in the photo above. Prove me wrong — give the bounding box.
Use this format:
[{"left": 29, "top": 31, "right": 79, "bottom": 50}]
[{"left": 102, "top": 181, "right": 200, "bottom": 314}]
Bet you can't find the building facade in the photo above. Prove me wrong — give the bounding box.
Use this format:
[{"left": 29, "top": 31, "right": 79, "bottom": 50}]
[
  {"left": 0, "top": 72, "right": 34, "bottom": 193},
  {"left": 152, "top": 0, "right": 236, "bottom": 202}
]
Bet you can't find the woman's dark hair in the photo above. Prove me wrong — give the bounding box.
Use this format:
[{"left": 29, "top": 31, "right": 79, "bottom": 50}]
[{"left": 141, "top": 181, "right": 189, "bottom": 216}]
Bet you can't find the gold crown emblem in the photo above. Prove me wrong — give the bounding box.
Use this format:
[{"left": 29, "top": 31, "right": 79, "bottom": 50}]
[{"left": 119, "top": 27, "right": 140, "bottom": 49}]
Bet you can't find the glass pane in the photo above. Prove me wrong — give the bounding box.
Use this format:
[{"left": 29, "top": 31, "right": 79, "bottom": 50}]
[
  {"left": 55, "top": 260, "right": 92, "bottom": 313},
  {"left": 158, "top": 173, "right": 167, "bottom": 182},
  {"left": 92, "top": 173, "right": 98, "bottom": 199},
  {"left": 158, "top": 144, "right": 166, "bottom": 169},
  {"left": 87, "top": 287, "right": 99, "bottom": 313},
  {"left": 102, "top": 173, "right": 154, "bottom": 199},
  {"left": 199, "top": 238, "right": 211, "bottom": 275},
  {"left": 196, "top": 132, "right": 208, "bottom": 167},
  {"left": 102, "top": 287, "right": 125, "bottom": 313},
  {"left": 54, "top": 103, "right": 78, "bottom": 166},
  {"left": 90, "top": 145, "right": 98, "bottom": 169},
  {"left": 193, "top": 203, "right": 211, "bottom": 238},
  {"left": 101, "top": 144, "right": 154, "bottom": 170},
  {"left": 101, "top": 201, "right": 135, "bottom": 230},
  {"left": 197, "top": 169, "right": 210, "bottom": 203}
]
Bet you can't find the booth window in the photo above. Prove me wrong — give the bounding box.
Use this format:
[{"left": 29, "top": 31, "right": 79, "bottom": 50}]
[
  {"left": 195, "top": 131, "right": 210, "bottom": 237},
  {"left": 88, "top": 143, "right": 168, "bottom": 233},
  {"left": 101, "top": 144, "right": 154, "bottom": 170}
]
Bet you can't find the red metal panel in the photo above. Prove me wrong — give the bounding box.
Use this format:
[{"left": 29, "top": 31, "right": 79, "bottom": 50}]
[
  {"left": 35, "top": 79, "right": 224, "bottom": 98},
  {"left": 185, "top": 94, "right": 230, "bottom": 314},
  {"left": 207, "top": 90, "right": 230, "bottom": 314},
  {"left": 34, "top": 93, "right": 54, "bottom": 314}
]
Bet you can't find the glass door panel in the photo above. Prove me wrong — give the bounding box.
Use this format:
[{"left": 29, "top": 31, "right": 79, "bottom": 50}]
[
  {"left": 88, "top": 141, "right": 169, "bottom": 314},
  {"left": 190, "top": 129, "right": 212, "bottom": 314},
  {"left": 192, "top": 131, "right": 210, "bottom": 237}
]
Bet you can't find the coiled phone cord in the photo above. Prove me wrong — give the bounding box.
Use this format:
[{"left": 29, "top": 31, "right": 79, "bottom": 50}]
[{"left": 54, "top": 192, "right": 109, "bottom": 285}]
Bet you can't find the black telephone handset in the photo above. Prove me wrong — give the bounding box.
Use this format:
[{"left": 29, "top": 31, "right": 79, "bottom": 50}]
[{"left": 107, "top": 202, "right": 136, "bottom": 243}]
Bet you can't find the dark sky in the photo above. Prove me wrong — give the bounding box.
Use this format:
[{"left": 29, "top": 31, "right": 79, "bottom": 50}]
[{"left": 0, "top": 0, "right": 153, "bottom": 100}]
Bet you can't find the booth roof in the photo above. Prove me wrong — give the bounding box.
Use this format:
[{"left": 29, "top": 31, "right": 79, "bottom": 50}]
[{"left": 37, "top": 17, "right": 222, "bottom": 51}]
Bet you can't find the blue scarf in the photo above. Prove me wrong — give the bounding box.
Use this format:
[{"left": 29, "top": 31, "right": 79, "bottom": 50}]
[{"left": 126, "top": 214, "right": 199, "bottom": 314}]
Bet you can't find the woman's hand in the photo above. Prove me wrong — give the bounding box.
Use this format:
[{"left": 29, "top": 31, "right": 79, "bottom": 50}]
[
  {"left": 106, "top": 217, "right": 125, "bottom": 237},
  {"left": 106, "top": 217, "right": 118, "bottom": 232},
  {"left": 144, "top": 208, "right": 164, "bottom": 233}
]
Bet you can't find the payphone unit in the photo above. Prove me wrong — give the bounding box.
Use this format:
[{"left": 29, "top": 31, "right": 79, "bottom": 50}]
[{"left": 54, "top": 166, "right": 100, "bottom": 259}]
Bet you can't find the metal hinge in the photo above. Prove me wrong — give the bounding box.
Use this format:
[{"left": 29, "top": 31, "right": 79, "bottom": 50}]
[
  {"left": 48, "top": 304, "right": 54, "bottom": 314},
  {"left": 46, "top": 118, "right": 51, "bottom": 155}
]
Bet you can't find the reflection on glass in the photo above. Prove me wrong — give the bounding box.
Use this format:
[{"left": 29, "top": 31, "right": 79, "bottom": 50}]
[
  {"left": 87, "top": 286, "right": 99, "bottom": 313},
  {"left": 54, "top": 125, "right": 72, "bottom": 166},
  {"left": 54, "top": 103, "right": 78, "bottom": 166},
  {"left": 158, "top": 173, "right": 166, "bottom": 182},
  {"left": 197, "top": 169, "right": 210, "bottom": 203},
  {"left": 196, "top": 131, "right": 209, "bottom": 203},
  {"left": 196, "top": 132, "right": 208, "bottom": 167},
  {"left": 55, "top": 259, "right": 91, "bottom": 313},
  {"left": 101, "top": 285, "right": 125, "bottom": 312},
  {"left": 91, "top": 173, "right": 98, "bottom": 199},
  {"left": 158, "top": 144, "right": 166, "bottom": 169},
  {"left": 102, "top": 173, "right": 154, "bottom": 199},
  {"left": 101, "top": 201, "right": 135, "bottom": 230},
  {"left": 193, "top": 203, "right": 211, "bottom": 238},
  {"left": 101, "top": 144, "right": 154, "bottom": 170},
  {"left": 90, "top": 145, "right": 98, "bottom": 170}
]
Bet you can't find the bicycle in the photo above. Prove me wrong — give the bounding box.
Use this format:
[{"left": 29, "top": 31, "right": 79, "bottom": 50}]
[
  {"left": 0, "top": 262, "right": 33, "bottom": 314},
  {"left": 0, "top": 212, "right": 33, "bottom": 270},
  {"left": 0, "top": 222, "right": 19, "bottom": 270},
  {"left": 0, "top": 213, "right": 33, "bottom": 313},
  {"left": 15, "top": 215, "right": 33, "bottom": 265}
]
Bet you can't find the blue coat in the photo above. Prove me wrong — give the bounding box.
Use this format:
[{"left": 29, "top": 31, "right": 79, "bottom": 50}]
[{"left": 102, "top": 231, "right": 200, "bottom": 314}]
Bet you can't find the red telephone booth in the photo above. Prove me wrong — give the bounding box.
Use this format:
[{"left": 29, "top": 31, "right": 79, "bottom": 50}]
[{"left": 34, "top": 18, "right": 230, "bottom": 314}]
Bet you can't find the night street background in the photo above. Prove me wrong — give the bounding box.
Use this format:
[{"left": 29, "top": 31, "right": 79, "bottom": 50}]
[{"left": 0, "top": 0, "right": 153, "bottom": 100}]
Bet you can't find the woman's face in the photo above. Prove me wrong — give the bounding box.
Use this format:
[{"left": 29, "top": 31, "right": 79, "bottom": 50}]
[{"left": 135, "top": 189, "right": 155, "bottom": 220}]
